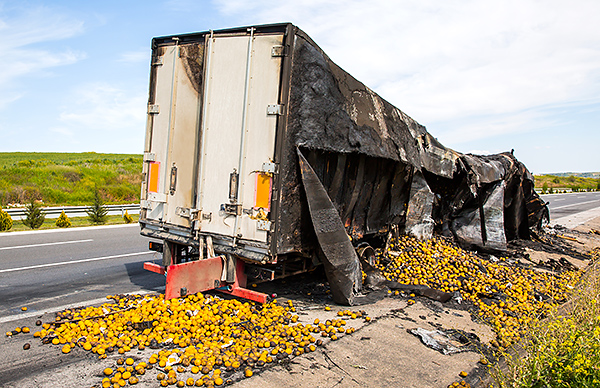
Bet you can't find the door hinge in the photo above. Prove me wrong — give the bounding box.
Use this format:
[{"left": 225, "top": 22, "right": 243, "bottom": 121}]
[
  {"left": 220, "top": 203, "right": 242, "bottom": 216},
  {"left": 147, "top": 192, "right": 167, "bottom": 203},
  {"left": 271, "top": 45, "right": 286, "bottom": 57},
  {"left": 176, "top": 207, "right": 199, "bottom": 220},
  {"left": 148, "top": 104, "right": 160, "bottom": 114},
  {"left": 152, "top": 56, "right": 164, "bottom": 66},
  {"left": 267, "top": 104, "right": 283, "bottom": 115},
  {"left": 262, "top": 161, "right": 277, "bottom": 174},
  {"left": 143, "top": 152, "right": 156, "bottom": 162},
  {"left": 257, "top": 220, "right": 272, "bottom": 231}
]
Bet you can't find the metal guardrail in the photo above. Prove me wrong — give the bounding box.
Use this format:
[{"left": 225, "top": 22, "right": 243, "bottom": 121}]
[{"left": 4, "top": 204, "right": 140, "bottom": 220}]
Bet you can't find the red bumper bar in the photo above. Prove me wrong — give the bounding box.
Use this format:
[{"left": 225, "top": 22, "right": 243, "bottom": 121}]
[{"left": 143, "top": 256, "right": 269, "bottom": 304}]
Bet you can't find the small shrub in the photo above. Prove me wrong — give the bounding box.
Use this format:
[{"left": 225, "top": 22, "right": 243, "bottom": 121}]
[
  {"left": 86, "top": 188, "right": 108, "bottom": 225},
  {"left": 22, "top": 200, "right": 45, "bottom": 229},
  {"left": 55, "top": 211, "right": 71, "bottom": 228},
  {"left": 123, "top": 210, "right": 134, "bottom": 224},
  {"left": 0, "top": 208, "right": 13, "bottom": 231}
]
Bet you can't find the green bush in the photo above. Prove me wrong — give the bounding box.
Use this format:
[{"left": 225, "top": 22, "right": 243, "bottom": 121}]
[
  {"left": 22, "top": 200, "right": 45, "bottom": 229},
  {"left": 0, "top": 208, "right": 12, "bottom": 231},
  {"left": 55, "top": 211, "right": 71, "bottom": 228},
  {"left": 86, "top": 189, "right": 108, "bottom": 225},
  {"left": 123, "top": 210, "right": 134, "bottom": 224}
]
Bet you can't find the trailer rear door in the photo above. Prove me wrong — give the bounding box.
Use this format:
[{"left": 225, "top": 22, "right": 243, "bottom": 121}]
[
  {"left": 196, "top": 31, "right": 284, "bottom": 244},
  {"left": 142, "top": 42, "right": 204, "bottom": 232}
]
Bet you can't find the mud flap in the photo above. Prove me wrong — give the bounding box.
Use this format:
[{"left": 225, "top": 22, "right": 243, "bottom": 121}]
[{"left": 298, "top": 149, "right": 362, "bottom": 305}]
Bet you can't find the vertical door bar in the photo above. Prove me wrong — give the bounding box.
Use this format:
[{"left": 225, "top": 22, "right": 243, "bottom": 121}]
[
  {"left": 233, "top": 28, "right": 256, "bottom": 244},
  {"left": 164, "top": 40, "right": 180, "bottom": 196},
  {"left": 196, "top": 31, "right": 214, "bottom": 223}
]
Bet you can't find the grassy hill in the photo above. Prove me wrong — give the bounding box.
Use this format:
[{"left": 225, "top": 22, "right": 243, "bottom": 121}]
[
  {"left": 0, "top": 152, "right": 142, "bottom": 207},
  {"left": 534, "top": 173, "right": 600, "bottom": 192},
  {"left": 542, "top": 171, "right": 600, "bottom": 179}
]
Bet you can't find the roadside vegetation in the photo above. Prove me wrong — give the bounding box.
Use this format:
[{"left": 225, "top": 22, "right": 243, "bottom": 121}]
[
  {"left": 2, "top": 213, "right": 139, "bottom": 233},
  {"left": 492, "top": 250, "right": 600, "bottom": 387},
  {"left": 0, "top": 152, "right": 142, "bottom": 207},
  {"left": 535, "top": 173, "right": 600, "bottom": 193}
]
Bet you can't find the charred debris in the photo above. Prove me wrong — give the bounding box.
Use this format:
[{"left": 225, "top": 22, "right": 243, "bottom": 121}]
[{"left": 275, "top": 27, "right": 548, "bottom": 304}]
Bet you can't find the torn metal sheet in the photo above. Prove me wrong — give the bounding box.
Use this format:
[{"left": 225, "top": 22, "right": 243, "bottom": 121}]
[
  {"left": 482, "top": 181, "right": 507, "bottom": 251},
  {"left": 297, "top": 149, "right": 362, "bottom": 305},
  {"left": 405, "top": 171, "right": 435, "bottom": 240},
  {"left": 409, "top": 328, "right": 478, "bottom": 355}
]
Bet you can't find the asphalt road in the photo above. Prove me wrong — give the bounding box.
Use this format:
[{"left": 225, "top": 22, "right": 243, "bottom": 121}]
[
  {"left": 540, "top": 191, "right": 600, "bottom": 222},
  {"left": 0, "top": 224, "right": 164, "bottom": 321},
  {"left": 1, "top": 192, "right": 598, "bottom": 321}
]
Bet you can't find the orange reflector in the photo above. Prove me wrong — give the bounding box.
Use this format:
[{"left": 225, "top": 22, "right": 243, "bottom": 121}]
[
  {"left": 255, "top": 173, "right": 272, "bottom": 210},
  {"left": 148, "top": 162, "right": 160, "bottom": 193}
]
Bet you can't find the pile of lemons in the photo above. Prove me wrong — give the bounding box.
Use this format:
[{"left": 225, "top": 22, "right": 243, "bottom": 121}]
[
  {"left": 28, "top": 294, "right": 363, "bottom": 387},
  {"left": 378, "top": 235, "right": 582, "bottom": 349}
]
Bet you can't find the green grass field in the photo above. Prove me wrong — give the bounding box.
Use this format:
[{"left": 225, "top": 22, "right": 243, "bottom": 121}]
[
  {"left": 534, "top": 174, "right": 600, "bottom": 192},
  {"left": 0, "top": 152, "right": 143, "bottom": 207}
]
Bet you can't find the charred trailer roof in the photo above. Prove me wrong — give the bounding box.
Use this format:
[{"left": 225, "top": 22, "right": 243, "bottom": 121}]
[{"left": 274, "top": 25, "right": 547, "bottom": 254}]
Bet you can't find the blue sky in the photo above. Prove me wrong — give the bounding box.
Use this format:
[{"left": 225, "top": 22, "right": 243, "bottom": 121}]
[{"left": 1, "top": 0, "right": 599, "bottom": 174}]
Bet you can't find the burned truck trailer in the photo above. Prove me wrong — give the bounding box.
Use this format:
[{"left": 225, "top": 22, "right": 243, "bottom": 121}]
[{"left": 139, "top": 23, "right": 547, "bottom": 305}]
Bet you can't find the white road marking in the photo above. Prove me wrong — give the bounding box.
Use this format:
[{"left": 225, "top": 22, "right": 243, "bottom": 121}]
[
  {"left": 551, "top": 199, "right": 600, "bottom": 210},
  {"left": 553, "top": 198, "right": 565, "bottom": 201},
  {"left": 0, "top": 239, "right": 93, "bottom": 251},
  {"left": 0, "top": 251, "right": 152, "bottom": 273},
  {"left": 0, "top": 223, "right": 139, "bottom": 237}
]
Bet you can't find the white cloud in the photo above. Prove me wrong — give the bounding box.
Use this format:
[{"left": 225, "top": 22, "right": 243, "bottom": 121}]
[
  {"left": 214, "top": 0, "right": 600, "bottom": 144},
  {"left": 59, "top": 83, "right": 147, "bottom": 133},
  {"left": 0, "top": 4, "right": 85, "bottom": 107},
  {"left": 117, "top": 50, "right": 150, "bottom": 64}
]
